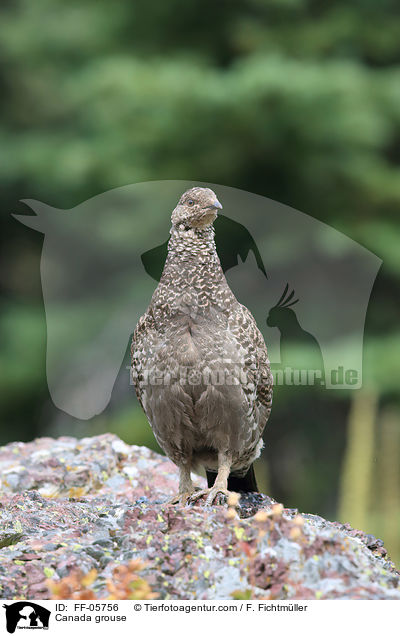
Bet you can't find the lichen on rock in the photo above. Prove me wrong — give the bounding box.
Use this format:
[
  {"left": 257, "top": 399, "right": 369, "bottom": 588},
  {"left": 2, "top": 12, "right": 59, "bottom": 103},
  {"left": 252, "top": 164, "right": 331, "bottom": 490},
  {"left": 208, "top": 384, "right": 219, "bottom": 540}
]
[{"left": 0, "top": 434, "right": 398, "bottom": 600}]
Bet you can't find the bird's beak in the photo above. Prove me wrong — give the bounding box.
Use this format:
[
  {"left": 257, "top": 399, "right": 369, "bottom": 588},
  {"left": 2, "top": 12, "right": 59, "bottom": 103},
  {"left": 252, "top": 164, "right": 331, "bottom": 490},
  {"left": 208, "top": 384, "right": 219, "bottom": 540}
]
[{"left": 212, "top": 199, "right": 223, "bottom": 210}]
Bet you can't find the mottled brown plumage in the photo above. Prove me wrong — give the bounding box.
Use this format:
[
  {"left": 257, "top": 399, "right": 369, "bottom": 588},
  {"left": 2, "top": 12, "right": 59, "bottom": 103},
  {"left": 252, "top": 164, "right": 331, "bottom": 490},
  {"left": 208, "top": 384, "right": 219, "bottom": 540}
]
[{"left": 131, "top": 187, "right": 272, "bottom": 505}]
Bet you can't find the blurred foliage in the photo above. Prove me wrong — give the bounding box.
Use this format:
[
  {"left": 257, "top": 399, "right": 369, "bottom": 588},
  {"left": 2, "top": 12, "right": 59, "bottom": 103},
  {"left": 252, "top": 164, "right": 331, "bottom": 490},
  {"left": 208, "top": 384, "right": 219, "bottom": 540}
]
[
  {"left": 47, "top": 559, "right": 157, "bottom": 600},
  {"left": 0, "top": 0, "right": 399, "bottom": 564}
]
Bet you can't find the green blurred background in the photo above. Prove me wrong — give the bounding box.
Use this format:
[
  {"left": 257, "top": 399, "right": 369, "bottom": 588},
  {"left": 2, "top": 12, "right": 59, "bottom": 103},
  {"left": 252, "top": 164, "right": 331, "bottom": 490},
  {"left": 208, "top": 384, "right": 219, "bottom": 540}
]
[{"left": 0, "top": 1, "right": 399, "bottom": 564}]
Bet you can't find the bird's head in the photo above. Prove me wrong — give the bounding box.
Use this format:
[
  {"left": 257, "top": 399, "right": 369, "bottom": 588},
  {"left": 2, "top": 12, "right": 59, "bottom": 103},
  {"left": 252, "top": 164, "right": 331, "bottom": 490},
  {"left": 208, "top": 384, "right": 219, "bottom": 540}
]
[{"left": 172, "top": 187, "right": 222, "bottom": 229}]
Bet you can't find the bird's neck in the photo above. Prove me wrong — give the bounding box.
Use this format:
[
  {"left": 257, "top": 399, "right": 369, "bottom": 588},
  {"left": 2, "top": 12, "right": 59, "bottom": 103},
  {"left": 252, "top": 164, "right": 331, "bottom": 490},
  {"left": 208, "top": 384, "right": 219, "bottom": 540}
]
[
  {"left": 156, "top": 223, "right": 235, "bottom": 311},
  {"left": 167, "top": 224, "right": 219, "bottom": 267}
]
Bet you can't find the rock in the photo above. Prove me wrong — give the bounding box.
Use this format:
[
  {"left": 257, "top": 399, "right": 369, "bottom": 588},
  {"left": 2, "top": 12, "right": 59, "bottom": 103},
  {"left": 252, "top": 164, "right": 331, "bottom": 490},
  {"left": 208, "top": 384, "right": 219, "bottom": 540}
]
[{"left": 0, "top": 433, "right": 398, "bottom": 600}]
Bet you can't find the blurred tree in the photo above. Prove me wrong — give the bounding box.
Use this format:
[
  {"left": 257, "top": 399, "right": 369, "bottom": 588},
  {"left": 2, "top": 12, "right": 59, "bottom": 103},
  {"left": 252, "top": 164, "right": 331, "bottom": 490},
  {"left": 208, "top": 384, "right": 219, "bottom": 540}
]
[{"left": 338, "top": 390, "right": 377, "bottom": 530}]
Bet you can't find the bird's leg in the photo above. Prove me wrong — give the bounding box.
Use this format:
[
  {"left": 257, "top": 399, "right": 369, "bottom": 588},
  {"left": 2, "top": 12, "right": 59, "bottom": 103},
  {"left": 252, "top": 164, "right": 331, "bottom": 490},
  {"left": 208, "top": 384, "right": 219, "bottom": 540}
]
[
  {"left": 189, "top": 453, "right": 233, "bottom": 506},
  {"left": 167, "top": 464, "right": 198, "bottom": 505}
]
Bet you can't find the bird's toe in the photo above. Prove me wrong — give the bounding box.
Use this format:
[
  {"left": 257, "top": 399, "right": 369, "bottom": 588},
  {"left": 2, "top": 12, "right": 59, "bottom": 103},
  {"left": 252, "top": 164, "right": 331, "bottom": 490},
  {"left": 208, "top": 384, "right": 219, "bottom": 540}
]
[
  {"left": 167, "top": 490, "right": 199, "bottom": 506},
  {"left": 205, "top": 487, "right": 230, "bottom": 506},
  {"left": 187, "top": 488, "right": 210, "bottom": 505},
  {"left": 187, "top": 487, "right": 231, "bottom": 506}
]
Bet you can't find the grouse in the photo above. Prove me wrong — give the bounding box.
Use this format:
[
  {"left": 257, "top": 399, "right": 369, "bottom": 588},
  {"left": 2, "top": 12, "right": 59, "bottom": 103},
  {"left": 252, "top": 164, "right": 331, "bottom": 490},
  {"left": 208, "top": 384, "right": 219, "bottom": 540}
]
[{"left": 131, "top": 187, "right": 273, "bottom": 505}]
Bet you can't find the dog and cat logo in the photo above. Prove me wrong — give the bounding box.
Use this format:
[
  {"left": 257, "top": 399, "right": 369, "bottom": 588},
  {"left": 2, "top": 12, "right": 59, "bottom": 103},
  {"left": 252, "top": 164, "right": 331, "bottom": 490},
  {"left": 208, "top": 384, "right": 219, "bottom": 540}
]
[{"left": 2, "top": 603, "right": 50, "bottom": 633}]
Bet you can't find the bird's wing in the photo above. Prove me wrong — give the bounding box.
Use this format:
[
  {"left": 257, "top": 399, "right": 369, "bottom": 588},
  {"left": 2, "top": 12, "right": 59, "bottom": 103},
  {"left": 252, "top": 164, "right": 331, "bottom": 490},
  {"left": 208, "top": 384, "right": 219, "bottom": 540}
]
[
  {"left": 131, "top": 308, "right": 156, "bottom": 410},
  {"left": 236, "top": 304, "right": 273, "bottom": 436}
]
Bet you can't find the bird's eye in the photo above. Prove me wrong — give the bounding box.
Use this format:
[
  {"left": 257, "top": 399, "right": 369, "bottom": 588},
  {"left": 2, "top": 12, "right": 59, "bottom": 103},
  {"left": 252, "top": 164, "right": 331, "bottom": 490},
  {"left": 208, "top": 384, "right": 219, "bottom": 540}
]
[{"left": 188, "top": 199, "right": 194, "bottom": 206}]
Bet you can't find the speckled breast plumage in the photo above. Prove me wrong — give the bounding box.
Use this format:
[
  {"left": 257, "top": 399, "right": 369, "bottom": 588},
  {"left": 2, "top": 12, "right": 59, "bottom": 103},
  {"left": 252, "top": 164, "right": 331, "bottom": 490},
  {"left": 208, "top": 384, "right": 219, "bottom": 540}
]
[{"left": 132, "top": 222, "right": 273, "bottom": 476}]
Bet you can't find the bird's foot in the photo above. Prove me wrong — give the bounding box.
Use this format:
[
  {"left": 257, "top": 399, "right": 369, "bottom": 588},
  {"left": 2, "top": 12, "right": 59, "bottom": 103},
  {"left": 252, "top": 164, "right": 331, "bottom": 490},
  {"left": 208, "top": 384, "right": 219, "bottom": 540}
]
[
  {"left": 188, "top": 486, "right": 231, "bottom": 506},
  {"left": 166, "top": 489, "right": 200, "bottom": 506}
]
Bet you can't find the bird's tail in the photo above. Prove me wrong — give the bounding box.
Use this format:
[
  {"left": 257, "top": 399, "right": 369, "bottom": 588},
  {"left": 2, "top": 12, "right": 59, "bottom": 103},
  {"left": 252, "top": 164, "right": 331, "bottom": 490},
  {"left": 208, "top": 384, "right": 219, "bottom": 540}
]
[{"left": 206, "top": 464, "right": 258, "bottom": 493}]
